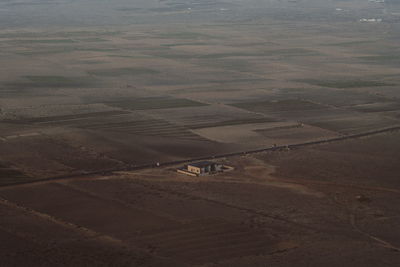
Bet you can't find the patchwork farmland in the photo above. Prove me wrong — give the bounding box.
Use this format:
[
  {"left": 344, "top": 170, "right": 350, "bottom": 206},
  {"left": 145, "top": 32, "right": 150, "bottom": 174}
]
[{"left": 1, "top": 0, "right": 400, "bottom": 266}]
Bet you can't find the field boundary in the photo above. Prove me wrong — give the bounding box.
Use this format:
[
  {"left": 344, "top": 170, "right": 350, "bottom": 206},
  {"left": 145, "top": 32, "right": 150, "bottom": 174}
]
[{"left": 1, "top": 125, "right": 400, "bottom": 188}]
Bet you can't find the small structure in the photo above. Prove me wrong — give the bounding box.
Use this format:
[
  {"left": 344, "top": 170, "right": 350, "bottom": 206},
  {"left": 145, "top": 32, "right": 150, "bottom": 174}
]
[{"left": 177, "top": 161, "right": 233, "bottom": 176}]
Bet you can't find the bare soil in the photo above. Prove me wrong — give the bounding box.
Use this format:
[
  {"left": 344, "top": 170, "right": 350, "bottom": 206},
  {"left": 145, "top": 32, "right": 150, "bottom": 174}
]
[{"left": 1, "top": 132, "right": 400, "bottom": 266}]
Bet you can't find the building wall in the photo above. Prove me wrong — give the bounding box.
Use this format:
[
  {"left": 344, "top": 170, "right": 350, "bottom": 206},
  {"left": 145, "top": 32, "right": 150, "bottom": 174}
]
[
  {"left": 186, "top": 163, "right": 224, "bottom": 175},
  {"left": 187, "top": 166, "right": 201, "bottom": 174},
  {"left": 215, "top": 165, "right": 222, "bottom": 172},
  {"left": 177, "top": 169, "right": 198, "bottom": 176}
]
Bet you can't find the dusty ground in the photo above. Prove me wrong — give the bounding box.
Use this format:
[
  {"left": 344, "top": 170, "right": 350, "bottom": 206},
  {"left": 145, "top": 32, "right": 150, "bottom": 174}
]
[
  {"left": 1, "top": 0, "right": 400, "bottom": 265},
  {"left": 1, "top": 131, "right": 400, "bottom": 266},
  {"left": 1, "top": 0, "right": 400, "bottom": 183}
]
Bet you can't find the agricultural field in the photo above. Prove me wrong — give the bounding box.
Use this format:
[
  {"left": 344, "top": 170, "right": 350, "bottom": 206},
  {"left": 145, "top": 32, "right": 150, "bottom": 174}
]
[
  {"left": 0, "top": 0, "right": 399, "bottom": 183},
  {"left": 1, "top": 132, "right": 400, "bottom": 266},
  {"left": 1, "top": 0, "right": 400, "bottom": 265}
]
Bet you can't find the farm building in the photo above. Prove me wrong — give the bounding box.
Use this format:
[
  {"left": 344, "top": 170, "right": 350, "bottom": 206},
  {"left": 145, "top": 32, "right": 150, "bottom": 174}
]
[
  {"left": 187, "top": 161, "right": 222, "bottom": 175},
  {"left": 177, "top": 161, "right": 233, "bottom": 176}
]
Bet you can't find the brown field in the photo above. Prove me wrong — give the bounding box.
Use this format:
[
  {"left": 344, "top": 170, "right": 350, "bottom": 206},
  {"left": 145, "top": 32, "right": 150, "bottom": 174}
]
[
  {"left": 1, "top": 0, "right": 400, "bottom": 265},
  {"left": 2, "top": 16, "right": 400, "bottom": 181},
  {"left": 1, "top": 132, "right": 400, "bottom": 266}
]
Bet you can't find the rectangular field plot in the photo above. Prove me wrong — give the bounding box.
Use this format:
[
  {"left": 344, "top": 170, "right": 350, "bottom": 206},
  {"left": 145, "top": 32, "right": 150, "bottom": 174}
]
[
  {"left": 80, "top": 118, "right": 208, "bottom": 141},
  {"left": 4, "top": 39, "right": 77, "bottom": 44},
  {"left": 14, "top": 48, "right": 76, "bottom": 56},
  {"left": 15, "top": 110, "right": 131, "bottom": 124},
  {"left": 0, "top": 134, "right": 126, "bottom": 179},
  {"left": 192, "top": 122, "right": 298, "bottom": 147},
  {"left": 0, "top": 206, "right": 160, "bottom": 267},
  {"left": 0, "top": 30, "right": 121, "bottom": 39},
  {"left": 104, "top": 97, "right": 208, "bottom": 111},
  {"left": 0, "top": 183, "right": 179, "bottom": 239},
  {"left": 306, "top": 114, "right": 400, "bottom": 135},
  {"left": 68, "top": 178, "right": 249, "bottom": 222},
  {"left": 229, "top": 99, "right": 346, "bottom": 122},
  {"left": 87, "top": 67, "right": 160, "bottom": 77},
  {"left": 193, "top": 121, "right": 339, "bottom": 148},
  {"left": 254, "top": 124, "right": 339, "bottom": 142},
  {"left": 272, "top": 88, "right": 393, "bottom": 107},
  {"left": 19, "top": 110, "right": 208, "bottom": 141},
  {"left": 0, "top": 178, "right": 283, "bottom": 265},
  {"left": 349, "top": 102, "right": 400, "bottom": 113},
  {"left": 293, "top": 79, "right": 393, "bottom": 88},
  {"left": 5, "top": 75, "right": 97, "bottom": 88},
  {"left": 153, "top": 31, "right": 217, "bottom": 40},
  {"left": 136, "top": 219, "right": 276, "bottom": 265},
  {"left": 143, "top": 104, "right": 278, "bottom": 129},
  {"left": 147, "top": 48, "right": 318, "bottom": 60},
  {"left": 357, "top": 55, "right": 400, "bottom": 66},
  {"left": 231, "top": 99, "right": 328, "bottom": 114},
  {"left": 188, "top": 117, "right": 279, "bottom": 129}
]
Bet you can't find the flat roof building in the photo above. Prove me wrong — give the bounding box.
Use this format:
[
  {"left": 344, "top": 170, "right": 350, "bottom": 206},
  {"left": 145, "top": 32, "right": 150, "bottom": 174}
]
[
  {"left": 177, "top": 161, "right": 231, "bottom": 176},
  {"left": 186, "top": 161, "right": 222, "bottom": 176}
]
